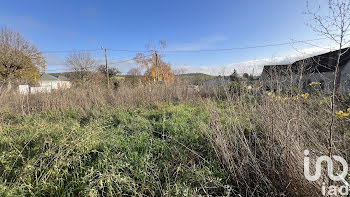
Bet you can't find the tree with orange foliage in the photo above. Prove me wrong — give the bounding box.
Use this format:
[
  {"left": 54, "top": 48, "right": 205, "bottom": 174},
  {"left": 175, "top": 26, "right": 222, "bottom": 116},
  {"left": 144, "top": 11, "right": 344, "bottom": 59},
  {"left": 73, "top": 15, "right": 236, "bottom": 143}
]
[{"left": 135, "top": 41, "right": 175, "bottom": 83}]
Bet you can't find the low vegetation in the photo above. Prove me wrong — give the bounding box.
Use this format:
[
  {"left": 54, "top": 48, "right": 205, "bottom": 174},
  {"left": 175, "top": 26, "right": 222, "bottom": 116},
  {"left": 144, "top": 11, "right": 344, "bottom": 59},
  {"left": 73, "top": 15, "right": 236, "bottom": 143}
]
[
  {"left": 1, "top": 83, "right": 349, "bottom": 196},
  {"left": 0, "top": 103, "right": 230, "bottom": 196},
  {"left": 1, "top": 2, "right": 350, "bottom": 194}
]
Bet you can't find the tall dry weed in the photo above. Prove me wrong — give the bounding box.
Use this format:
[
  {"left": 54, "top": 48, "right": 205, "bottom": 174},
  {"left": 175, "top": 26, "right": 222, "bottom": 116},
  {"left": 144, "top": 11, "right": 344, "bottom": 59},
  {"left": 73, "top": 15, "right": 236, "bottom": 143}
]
[
  {"left": 0, "top": 82, "right": 199, "bottom": 114},
  {"left": 203, "top": 87, "right": 345, "bottom": 196}
]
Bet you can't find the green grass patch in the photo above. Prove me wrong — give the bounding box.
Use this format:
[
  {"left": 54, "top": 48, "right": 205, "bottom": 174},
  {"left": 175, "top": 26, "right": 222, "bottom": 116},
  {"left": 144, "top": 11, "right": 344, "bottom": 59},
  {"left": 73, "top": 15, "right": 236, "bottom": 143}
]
[{"left": 0, "top": 104, "right": 231, "bottom": 196}]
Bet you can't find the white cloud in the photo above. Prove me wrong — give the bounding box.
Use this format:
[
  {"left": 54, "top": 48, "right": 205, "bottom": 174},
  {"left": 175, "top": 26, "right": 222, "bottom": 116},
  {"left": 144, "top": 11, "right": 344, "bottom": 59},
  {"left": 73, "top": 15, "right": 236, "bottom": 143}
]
[
  {"left": 94, "top": 57, "right": 140, "bottom": 74},
  {"left": 173, "top": 46, "right": 333, "bottom": 76},
  {"left": 107, "top": 59, "right": 138, "bottom": 73},
  {"left": 45, "top": 54, "right": 138, "bottom": 73},
  {"left": 45, "top": 46, "right": 338, "bottom": 76},
  {"left": 45, "top": 54, "right": 66, "bottom": 73}
]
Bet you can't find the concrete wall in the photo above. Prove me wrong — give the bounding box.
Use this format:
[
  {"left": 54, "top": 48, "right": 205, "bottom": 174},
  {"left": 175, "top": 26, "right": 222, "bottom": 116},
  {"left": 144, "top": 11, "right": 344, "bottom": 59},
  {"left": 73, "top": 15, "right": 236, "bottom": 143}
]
[
  {"left": 40, "top": 80, "right": 72, "bottom": 89},
  {"left": 262, "top": 59, "right": 350, "bottom": 93},
  {"left": 18, "top": 80, "right": 71, "bottom": 95},
  {"left": 301, "top": 72, "right": 334, "bottom": 92},
  {"left": 18, "top": 85, "right": 29, "bottom": 94},
  {"left": 262, "top": 66, "right": 350, "bottom": 93},
  {"left": 30, "top": 86, "right": 52, "bottom": 94},
  {"left": 340, "top": 60, "right": 350, "bottom": 92},
  {"left": 40, "top": 81, "right": 58, "bottom": 89},
  {"left": 60, "top": 81, "right": 72, "bottom": 89},
  {"left": 262, "top": 71, "right": 335, "bottom": 93}
]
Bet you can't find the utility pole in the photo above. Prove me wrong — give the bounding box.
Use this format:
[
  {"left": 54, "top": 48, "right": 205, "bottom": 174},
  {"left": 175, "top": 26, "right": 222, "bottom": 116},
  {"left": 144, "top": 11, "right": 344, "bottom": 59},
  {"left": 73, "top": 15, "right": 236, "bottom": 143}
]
[
  {"left": 104, "top": 48, "right": 110, "bottom": 89},
  {"left": 155, "top": 50, "right": 159, "bottom": 81}
]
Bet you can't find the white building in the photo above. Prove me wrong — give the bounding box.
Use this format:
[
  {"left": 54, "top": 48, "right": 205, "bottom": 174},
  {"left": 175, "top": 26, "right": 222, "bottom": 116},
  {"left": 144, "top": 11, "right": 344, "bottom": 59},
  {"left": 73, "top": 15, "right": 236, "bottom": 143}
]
[
  {"left": 19, "top": 74, "right": 71, "bottom": 94},
  {"left": 261, "top": 47, "right": 350, "bottom": 93},
  {"left": 39, "top": 74, "right": 71, "bottom": 89}
]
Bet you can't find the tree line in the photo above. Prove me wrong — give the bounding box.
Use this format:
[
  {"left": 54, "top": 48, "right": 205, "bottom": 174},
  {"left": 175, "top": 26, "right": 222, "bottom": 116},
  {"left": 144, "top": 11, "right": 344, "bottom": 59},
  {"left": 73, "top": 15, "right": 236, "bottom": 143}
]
[{"left": 0, "top": 27, "right": 175, "bottom": 88}]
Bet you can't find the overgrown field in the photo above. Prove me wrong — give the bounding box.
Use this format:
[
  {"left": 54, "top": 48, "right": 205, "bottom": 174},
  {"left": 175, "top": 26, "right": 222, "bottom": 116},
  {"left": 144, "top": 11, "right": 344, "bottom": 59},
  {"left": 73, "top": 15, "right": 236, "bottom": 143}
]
[
  {"left": 1, "top": 84, "right": 350, "bottom": 196},
  {"left": 0, "top": 103, "right": 233, "bottom": 196}
]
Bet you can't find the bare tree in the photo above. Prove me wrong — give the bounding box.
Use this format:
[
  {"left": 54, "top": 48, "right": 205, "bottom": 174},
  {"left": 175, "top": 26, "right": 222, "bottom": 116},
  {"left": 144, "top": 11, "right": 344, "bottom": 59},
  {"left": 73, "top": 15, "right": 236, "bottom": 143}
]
[
  {"left": 306, "top": 0, "right": 350, "bottom": 184},
  {"left": 0, "top": 27, "right": 46, "bottom": 86},
  {"left": 66, "top": 51, "right": 96, "bottom": 82},
  {"left": 306, "top": 0, "right": 350, "bottom": 93},
  {"left": 127, "top": 67, "right": 142, "bottom": 76}
]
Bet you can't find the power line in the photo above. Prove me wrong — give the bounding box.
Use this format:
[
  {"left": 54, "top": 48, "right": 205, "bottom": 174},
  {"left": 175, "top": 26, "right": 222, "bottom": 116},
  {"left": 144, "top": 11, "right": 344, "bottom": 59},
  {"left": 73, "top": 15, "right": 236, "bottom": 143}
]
[
  {"left": 108, "top": 59, "right": 135, "bottom": 65},
  {"left": 45, "top": 68, "right": 67, "bottom": 70},
  {"left": 41, "top": 37, "right": 328, "bottom": 54},
  {"left": 290, "top": 39, "right": 334, "bottom": 50},
  {"left": 109, "top": 38, "right": 327, "bottom": 53},
  {"left": 163, "top": 38, "right": 327, "bottom": 52},
  {"left": 42, "top": 49, "right": 101, "bottom": 54},
  {"left": 45, "top": 64, "right": 66, "bottom": 66},
  {"left": 109, "top": 55, "right": 136, "bottom": 60},
  {"left": 108, "top": 49, "right": 149, "bottom": 53},
  {"left": 108, "top": 54, "right": 152, "bottom": 66}
]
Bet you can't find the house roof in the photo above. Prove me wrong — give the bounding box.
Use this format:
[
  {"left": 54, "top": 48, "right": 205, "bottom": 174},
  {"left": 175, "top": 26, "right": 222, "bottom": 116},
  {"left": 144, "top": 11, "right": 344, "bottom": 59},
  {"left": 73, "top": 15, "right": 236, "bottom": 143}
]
[
  {"left": 40, "top": 74, "right": 60, "bottom": 81},
  {"left": 58, "top": 75, "right": 69, "bottom": 81},
  {"left": 293, "top": 47, "right": 350, "bottom": 73},
  {"left": 261, "top": 47, "right": 350, "bottom": 78}
]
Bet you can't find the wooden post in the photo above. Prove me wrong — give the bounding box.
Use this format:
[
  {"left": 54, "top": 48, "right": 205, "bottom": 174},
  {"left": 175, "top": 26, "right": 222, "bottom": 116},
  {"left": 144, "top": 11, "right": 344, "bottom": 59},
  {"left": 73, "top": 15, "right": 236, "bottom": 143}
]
[
  {"left": 105, "top": 48, "right": 109, "bottom": 89},
  {"left": 155, "top": 51, "right": 159, "bottom": 81}
]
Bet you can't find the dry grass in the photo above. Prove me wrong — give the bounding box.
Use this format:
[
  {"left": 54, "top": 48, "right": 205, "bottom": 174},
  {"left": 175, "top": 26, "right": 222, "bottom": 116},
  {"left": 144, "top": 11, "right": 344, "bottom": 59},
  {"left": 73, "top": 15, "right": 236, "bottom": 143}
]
[
  {"left": 0, "top": 82, "right": 200, "bottom": 114},
  {"left": 1, "top": 81, "right": 349, "bottom": 196},
  {"left": 203, "top": 88, "right": 350, "bottom": 196}
]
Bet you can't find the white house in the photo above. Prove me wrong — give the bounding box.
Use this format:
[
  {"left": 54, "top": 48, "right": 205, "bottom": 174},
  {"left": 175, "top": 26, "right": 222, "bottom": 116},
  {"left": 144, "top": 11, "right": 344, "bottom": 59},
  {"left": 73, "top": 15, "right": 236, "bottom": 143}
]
[
  {"left": 39, "top": 74, "right": 71, "bottom": 89},
  {"left": 19, "top": 74, "right": 71, "bottom": 94}
]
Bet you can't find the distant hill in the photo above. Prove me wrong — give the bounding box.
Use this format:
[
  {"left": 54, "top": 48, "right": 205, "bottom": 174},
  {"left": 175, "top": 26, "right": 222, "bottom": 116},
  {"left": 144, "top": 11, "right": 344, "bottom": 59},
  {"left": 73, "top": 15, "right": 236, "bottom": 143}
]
[
  {"left": 176, "top": 73, "right": 215, "bottom": 85},
  {"left": 178, "top": 73, "right": 213, "bottom": 76},
  {"left": 46, "top": 72, "right": 215, "bottom": 85}
]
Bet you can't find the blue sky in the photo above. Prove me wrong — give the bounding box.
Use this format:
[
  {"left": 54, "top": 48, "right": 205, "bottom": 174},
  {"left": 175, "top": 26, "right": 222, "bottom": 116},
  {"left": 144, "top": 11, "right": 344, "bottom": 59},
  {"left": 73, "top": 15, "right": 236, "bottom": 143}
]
[{"left": 0, "top": 0, "right": 332, "bottom": 75}]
